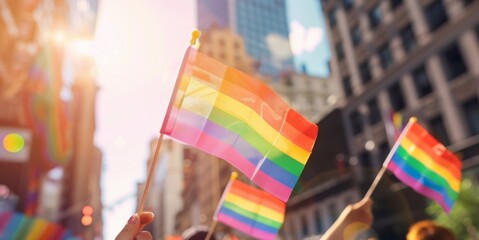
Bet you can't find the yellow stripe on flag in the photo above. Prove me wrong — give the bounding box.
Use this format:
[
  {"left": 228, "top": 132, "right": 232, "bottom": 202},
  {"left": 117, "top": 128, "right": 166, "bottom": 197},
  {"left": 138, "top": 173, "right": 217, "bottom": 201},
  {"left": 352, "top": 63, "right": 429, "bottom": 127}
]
[
  {"left": 225, "top": 192, "right": 284, "bottom": 223},
  {"left": 401, "top": 137, "right": 460, "bottom": 191}
]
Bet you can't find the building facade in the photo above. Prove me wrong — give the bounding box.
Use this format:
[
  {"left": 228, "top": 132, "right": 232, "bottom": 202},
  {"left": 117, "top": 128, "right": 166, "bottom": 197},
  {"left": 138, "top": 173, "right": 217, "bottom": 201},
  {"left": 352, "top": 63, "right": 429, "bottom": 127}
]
[
  {"left": 0, "top": 0, "right": 103, "bottom": 238},
  {"left": 271, "top": 72, "right": 338, "bottom": 121},
  {"left": 319, "top": 0, "right": 479, "bottom": 238},
  {"left": 197, "top": 0, "right": 294, "bottom": 76},
  {"left": 136, "top": 138, "right": 184, "bottom": 239}
]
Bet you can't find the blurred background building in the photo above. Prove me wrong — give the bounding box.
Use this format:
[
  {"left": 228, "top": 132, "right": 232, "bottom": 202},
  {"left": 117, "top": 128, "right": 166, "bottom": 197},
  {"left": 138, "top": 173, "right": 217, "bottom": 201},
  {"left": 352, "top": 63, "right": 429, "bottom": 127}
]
[
  {"left": 0, "top": 0, "right": 103, "bottom": 239},
  {"left": 197, "top": 0, "right": 295, "bottom": 76},
  {"left": 280, "top": 0, "right": 479, "bottom": 239}
]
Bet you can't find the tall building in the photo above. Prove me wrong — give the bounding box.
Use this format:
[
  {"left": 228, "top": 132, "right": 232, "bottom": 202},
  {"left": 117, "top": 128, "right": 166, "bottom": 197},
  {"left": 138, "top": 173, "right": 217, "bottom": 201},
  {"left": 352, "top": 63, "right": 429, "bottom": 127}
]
[
  {"left": 271, "top": 72, "right": 338, "bottom": 121},
  {"left": 0, "top": 0, "right": 103, "bottom": 238},
  {"left": 318, "top": 0, "right": 479, "bottom": 238},
  {"left": 136, "top": 139, "right": 185, "bottom": 239},
  {"left": 197, "top": 0, "right": 294, "bottom": 76}
]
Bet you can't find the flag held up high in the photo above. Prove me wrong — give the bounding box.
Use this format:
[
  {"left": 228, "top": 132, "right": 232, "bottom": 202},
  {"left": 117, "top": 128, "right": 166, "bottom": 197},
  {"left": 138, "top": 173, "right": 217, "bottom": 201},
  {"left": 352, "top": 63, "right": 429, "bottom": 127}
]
[
  {"left": 386, "top": 117, "right": 462, "bottom": 213},
  {"left": 161, "top": 46, "right": 318, "bottom": 202},
  {"left": 214, "top": 173, "right": 286, "bottom": 240}
]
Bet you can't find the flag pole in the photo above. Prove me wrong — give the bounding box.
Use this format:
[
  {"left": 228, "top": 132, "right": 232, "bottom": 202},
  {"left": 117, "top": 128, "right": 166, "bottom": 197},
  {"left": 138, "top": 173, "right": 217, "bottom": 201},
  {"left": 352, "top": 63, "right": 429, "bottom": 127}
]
[
  {"left": 206, "top": 172, "right": 238, "bottom": 240},
  {"left": 137, "top": 133, "right": 164, "bottom": 213},
  {"left": 363, "top": 117, "right": 417, "bottom": 200},
  {"left": 137, "top": 30, "right": 201, "bottom": 214}
]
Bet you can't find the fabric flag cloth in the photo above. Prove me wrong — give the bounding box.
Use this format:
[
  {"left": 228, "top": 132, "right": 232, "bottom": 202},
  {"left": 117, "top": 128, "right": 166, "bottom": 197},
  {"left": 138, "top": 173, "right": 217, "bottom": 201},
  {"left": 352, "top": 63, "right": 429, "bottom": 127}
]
[
  {"left": 161, "top": 46, "right": 318, "bottom": 201},
  {"left": 214, "top": 177, "right": 285, "bottom": 240},
  {"left": 383, "top": 110, "right": 403, "bottom": 146},
  {"left": 386, "top": 118, "right": 462, "bottom": 213},
  {"left": 0, "top": 211, "right": 79, "bottom": 239},
  {"left": 23, "top": 42, "right": 73, "bottom": 169}
]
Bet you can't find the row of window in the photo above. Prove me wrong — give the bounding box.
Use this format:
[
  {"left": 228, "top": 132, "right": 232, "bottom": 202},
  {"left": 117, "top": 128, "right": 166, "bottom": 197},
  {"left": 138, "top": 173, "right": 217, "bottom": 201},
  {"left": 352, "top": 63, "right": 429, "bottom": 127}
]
[
  {"left": 334, "top": 0, "right": 464, "bottom": 73},
  {"left": 342, "top": 37, "right": 469, "bottom": 98},
  {"left": 350, "top": 95, "right": 479, "bottom": 147}
]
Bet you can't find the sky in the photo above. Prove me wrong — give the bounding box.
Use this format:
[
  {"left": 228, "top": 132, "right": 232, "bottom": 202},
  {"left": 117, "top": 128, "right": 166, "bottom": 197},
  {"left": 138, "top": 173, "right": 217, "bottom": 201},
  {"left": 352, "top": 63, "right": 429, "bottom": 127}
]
[{"left": 93, "top": 0, "right": 328, "bottom": 239}]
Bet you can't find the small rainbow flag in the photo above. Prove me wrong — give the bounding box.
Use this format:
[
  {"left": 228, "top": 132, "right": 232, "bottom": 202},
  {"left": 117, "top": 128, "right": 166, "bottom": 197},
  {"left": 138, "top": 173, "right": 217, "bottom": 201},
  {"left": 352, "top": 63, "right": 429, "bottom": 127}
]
[
  {"left": 214, "top": 174, "right": 285, "bottom": 240},
  {"left": 161, "top": 46, "right": 318, "bottom": 201},
  {"left": 0, "top": 211, "right": 78, "bottom": 239},
  {"left": 386, "top": 118, "right": 462, "bottom": 212}
]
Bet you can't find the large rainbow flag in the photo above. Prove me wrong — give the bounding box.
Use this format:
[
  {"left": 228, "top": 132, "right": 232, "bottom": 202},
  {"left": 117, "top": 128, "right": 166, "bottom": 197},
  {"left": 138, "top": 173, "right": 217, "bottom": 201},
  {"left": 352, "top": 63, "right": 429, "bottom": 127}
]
[
  {"left": 0, "top": 211, "right": 78, "bottom": 239},
  {"left": 214, "top": 175, "right": 285, "bottom": 240},
  {"left": 386, "top": 118, "right": 462, "bottom": 212},
  {"left": 161, "top": 46, "right": 318, "bottom": 201}
]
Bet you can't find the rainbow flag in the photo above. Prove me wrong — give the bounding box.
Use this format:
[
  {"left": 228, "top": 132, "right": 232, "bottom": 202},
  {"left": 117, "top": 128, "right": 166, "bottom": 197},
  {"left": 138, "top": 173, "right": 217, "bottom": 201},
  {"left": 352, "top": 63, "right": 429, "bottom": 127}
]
[
  {"left": 0, "top": 211, "right": 78, "bottom": 239},
  {"left": 214, "top": 176, "right": 285, "bottom": 240},
  {"left": 24, "top": 43, "right": 73, "bottom": 168},
  {"left": 386, "top": 118, "right": 462, "bottom": 212},
  {"left": 161, "top": 46, "right": 318, "bottom": 201}
]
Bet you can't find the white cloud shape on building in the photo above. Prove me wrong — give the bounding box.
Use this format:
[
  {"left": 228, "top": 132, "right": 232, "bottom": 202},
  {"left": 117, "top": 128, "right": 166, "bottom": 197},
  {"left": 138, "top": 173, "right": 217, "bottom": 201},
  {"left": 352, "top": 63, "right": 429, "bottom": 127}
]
[
  {"left": 289, "top": 20, "right": 323, "bottom": 56},
  {"left": 265, "top": 33, "right": 293, "bottom": 68}
]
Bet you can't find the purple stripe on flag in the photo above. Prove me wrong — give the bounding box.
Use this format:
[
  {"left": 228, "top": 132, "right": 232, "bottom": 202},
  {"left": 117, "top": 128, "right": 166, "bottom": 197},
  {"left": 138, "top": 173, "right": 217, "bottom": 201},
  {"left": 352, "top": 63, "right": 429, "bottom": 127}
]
[
  {"left": 217, "top": 213, "right": 277, "bottom": 240},
  {"left": 170, "top": 120, "right": 255, "bottom": 177},
  {"left": 388, "top": 161, "right": 451, "bottom": 212}
]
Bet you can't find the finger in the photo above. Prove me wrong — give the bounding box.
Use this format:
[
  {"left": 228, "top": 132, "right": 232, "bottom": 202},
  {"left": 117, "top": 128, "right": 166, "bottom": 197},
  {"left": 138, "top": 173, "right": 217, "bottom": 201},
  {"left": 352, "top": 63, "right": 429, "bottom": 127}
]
[
  {"left": 115, "top": 214, "right": 141, "bottom": 240},
  {"left": 134, "top": 231, "right": 153, "bottom": 240},
  {"left": 139, "top": 212, "right": 154, "bottom": 225}
]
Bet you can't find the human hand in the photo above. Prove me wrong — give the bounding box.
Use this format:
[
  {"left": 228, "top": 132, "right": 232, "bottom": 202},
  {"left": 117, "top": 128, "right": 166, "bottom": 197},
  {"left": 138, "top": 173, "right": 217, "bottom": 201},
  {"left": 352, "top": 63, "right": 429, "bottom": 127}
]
[
  {"left": 320, "top": 198, "right": 373, "bottom": 240},
  {"left": 115, "top": 212, "right": 154, "bottom": 240},
  {"left": 342, "top": 197, "right": 373, "bottom": 225}
]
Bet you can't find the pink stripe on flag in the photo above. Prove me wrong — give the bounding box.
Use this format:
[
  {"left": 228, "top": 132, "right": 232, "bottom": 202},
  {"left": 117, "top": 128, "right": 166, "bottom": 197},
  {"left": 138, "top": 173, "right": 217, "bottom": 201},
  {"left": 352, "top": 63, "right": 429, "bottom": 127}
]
[
  {"left": 170, "top": 120, "right": 256, "bottom": 177},
  {"left": 252, "top": 170, "right": 293, "bottom": 202},
  {"left": 0, "top": 212, "right": 13, "bottom": 233},
  {"left": 217, "top": 213, "right": 277, "bottom": 240},
  {"left": 388, "top": 161, "right": 451, "bottom": 212}
]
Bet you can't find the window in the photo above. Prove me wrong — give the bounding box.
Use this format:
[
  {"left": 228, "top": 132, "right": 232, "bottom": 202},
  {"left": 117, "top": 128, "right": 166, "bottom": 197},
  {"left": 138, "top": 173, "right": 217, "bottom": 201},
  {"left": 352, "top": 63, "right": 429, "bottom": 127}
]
[
  {"left": 314, "top": 210, "right": 323, "bottom": 233},
  {"left": 378, "top": 142, "right": 389, "bottom": 161},
  {"left": 351, "top": 26, "right": 362, "bottom": 46},
  {"left": 379, "top": 44, "right": 393, "bottom": 69},
  {"left": 463, "top": 0, "right": 476, "bottom": 6},
  {"left": 412, "top": 64, "right": 433, "bottom": 97},
  {"left": 343, "top": 76, "right": 353, "bottom": 97},
  {"left": 462, "top": 97, "right": 479, "bottom": 136},
  {"left": 351, "top": 110, "right": 364, "bottom": 135},
  {"left": 369, "top": 4, "right": 382, "bottom": 29},
  {"left": 359, "top": 61, "right": 372, "bottom": 84},
  {"left": 425, "top": 0, "right": 448, "bottom": 32},
  {"left": 388, "top": 82, "right": 406, "bottom": 111},
  {"left": 359, "top": 150, "right": 373, "bottom": 168},
  {"left": 400, "top": 24, "right": 416, "bottom": 53},
  {"left": 328, "top": 9, "right": 336, "bottom": 27},
  {"left": 343, "top": 0, "right": 354, "bottom": 10},
  {"left": 368, "top": 98, "right": 381, "bottom": 125},
  {"left": 429, "top": 115, "right": 450, "bottom": 145},
  {"left": 440, "top": 43, "right": 467, "bottom": 80},
  {"left": 301, "top": 215, "right": 309, "bottom": 237},
  {"left": 335, "top": 42, "right": 344, "bottom": 60},
  {"left": 390, "top": 0, "right": 403, "bottom": 9}
]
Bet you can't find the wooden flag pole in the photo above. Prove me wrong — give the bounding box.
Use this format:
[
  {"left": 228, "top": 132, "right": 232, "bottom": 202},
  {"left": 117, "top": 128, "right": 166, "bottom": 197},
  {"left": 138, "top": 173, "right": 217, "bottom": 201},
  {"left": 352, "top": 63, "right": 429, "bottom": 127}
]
[
  {"left": 137, "top": 133, "right": 164, "bottom": 213},
  {"left": 137, "top": 30, "right": 201, "bottom": 214},
  {"left": 205, "top": 220, "right": 218, "bottom": 240},
  {"left": 363, "top": 117, "right": 417, "bottom": 200}
]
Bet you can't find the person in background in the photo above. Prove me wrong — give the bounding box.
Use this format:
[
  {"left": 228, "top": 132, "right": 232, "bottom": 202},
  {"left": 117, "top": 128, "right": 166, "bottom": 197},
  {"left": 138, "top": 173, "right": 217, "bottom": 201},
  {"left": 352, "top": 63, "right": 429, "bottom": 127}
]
[
  {"left": 115, "top": 211, "right": 155, "bottom": 240},
  {"left": 181, "top": 225, "right": 217, "bottom": 240},
  {"left": 406, "top": 220, "right": 456, "bottom": 240},
  {"left": 320, "top": 197, "right": 374, "bottom": 240}
]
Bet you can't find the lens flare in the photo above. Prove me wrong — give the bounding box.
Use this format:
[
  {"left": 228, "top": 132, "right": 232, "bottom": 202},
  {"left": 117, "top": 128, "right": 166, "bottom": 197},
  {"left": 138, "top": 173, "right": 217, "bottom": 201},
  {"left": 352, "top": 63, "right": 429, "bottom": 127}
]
[{"left": 3, "top": 133, "right": 25, "bottom": 153}]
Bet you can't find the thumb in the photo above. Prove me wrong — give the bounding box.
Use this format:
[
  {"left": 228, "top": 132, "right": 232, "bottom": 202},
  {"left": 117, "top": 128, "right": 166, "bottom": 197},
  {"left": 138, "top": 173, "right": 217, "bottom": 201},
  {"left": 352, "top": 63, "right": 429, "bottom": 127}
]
[{"left": 115, "top": 214, "right": 141, "bottom": 240}]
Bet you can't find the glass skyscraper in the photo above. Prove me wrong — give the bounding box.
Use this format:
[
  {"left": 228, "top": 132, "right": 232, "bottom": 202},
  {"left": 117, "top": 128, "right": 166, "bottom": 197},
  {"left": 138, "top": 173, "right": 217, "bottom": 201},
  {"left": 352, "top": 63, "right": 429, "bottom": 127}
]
[{"left": 197, "top": 0, "right": 294, "bottom": 76}]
